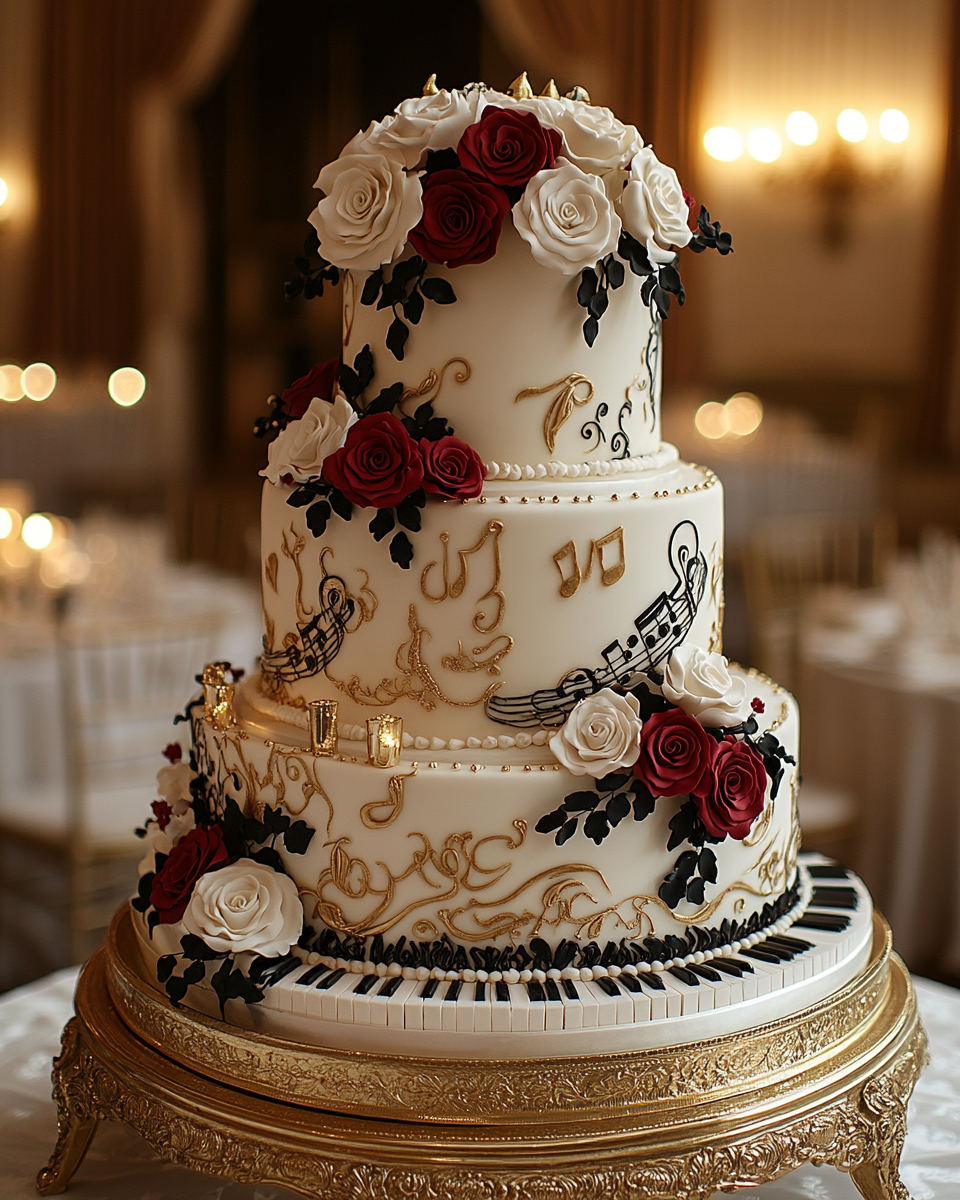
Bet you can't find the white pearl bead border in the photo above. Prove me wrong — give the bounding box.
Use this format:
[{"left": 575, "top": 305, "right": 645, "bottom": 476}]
[{"left": 293, "top": 870, "right": 814, "bottom": 986}]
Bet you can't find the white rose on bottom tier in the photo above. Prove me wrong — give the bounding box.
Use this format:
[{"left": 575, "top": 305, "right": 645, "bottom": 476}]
[
  {"left": 618, "top": 147, "right": 693, "bottom": 266},
  {"left": 662, "top": 644, "right": 751, "bottom": 727},
  {"left": 261, "top": 394, "right": 358, "bottom": 485},
  {"left": 513, "top": 158, "right": 621, "bottom": 275},
  {"left": 550, "top": 687, "right": 643, "bottom": 777},
  {"left": 182, "top": 860, "right": 302, "bottom": 956}
]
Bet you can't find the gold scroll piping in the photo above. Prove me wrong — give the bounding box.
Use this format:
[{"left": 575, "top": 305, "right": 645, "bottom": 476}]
[
  {"left": 398, "top": 358, "right": 470, "bottom": 416},
  {"left": 420, "top": 520, "right": 506, "bottom": 634},
  {"left": 441, "top": 634, "right": 514, "bottom": 676},
  {"left": 552, "top": 526, "right": 625, "bottom": 597},
  {"left": 515, "top": 373, "right": 595, "bottom": 455},
  {"left": 359, "top": 767, "right": 418, "bottom": 830},
  {"left": 264, "top": 552, "right": 279, "bottom": 593},
  {"left": 708, "top": 540, "right": 725, "bottom": 653}
]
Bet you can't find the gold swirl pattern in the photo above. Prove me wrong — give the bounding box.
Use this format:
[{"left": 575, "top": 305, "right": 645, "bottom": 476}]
[
  {"left": 398, "top": 357, "right": 471, "bottom": 415},
  {"left": 515, "top": 373, "right": 595, "bottom": 455},
  {"left": 359, "top": 768, "right": 418, "bottom": 830}
]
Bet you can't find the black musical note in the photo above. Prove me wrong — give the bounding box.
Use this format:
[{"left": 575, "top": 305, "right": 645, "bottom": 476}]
[
  {"left": 486, "top": 521, "right": 706, "bottom": 728},
  {"left": 261, "top": 575, "right": 356, "bottom": 683}
]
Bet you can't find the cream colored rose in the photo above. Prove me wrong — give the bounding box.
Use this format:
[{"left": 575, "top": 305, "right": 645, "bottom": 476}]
[
  {"left": 513, "top": 159, "right": 622, "bottom": 275},
  {"left": 618, "top": 148, "right": 693, "bottom": 265},
  {"left": 347, "top": 89, "right": 480, "bottom": 168},
  {"left": 137, "top": 808, "right": 196, "bottom": 877},
  {"left": 156, "top": 761, "right": 196, "bottom": 812},
  {"left": 182, "top": 859, "right": 302, "bottom": 957},
  {"left": 489, "top": 93, "right": 641, "bottom": 174},
  {"left": 550, "top": 688, "right": 643, "bottom": 777},
  {"left": 309, "top": 152, "right": 422, "bottom": 270},
  {"left": 261, "top": 393, "right": 358, "bottom": 486},
  {"left": 662, "top": 645, "right": 750, "bottom": 728}
]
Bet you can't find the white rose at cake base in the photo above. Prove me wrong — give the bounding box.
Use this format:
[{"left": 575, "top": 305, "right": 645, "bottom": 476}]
[
  {"left": 182, "top": 859, "right": 302, "bottom": 958},
  {"left": 549, "top": 688, "right": 642, "bottom": 777},
  {"left": 261, "top": 393, "right": 358, "bottom": 485},
  {"left": 309, "top": 152, "right": 422, "bottom": 270},
  {"left": 662, "top": 644, "right": 752, "bottom": 727}
]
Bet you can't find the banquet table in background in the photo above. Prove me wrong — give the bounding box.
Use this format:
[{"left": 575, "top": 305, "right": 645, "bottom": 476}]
[{"left": 0, "top": 966, "right": 957, "bottom": 1200}]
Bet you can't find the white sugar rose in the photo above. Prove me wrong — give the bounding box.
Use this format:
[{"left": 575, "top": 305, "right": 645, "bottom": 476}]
[
  {"left": 261, "top": 393, "right": 357, "bottom": 486},
  {"left": 309, "top": 152, "right": 422, "bottom": 271},
  {"left": 550, "top": 688, "right": 642, "bottom": 778},
  {"left": 662, "top": 645, "right": 750, "bottom": 727},
  {"left": 182, "top": 859, "right": 302, "bottom": 957},
  {"left": 156, "top": 761, "right": 196, "bottom": 811},
  {"left": 513, "top": 158, "right": 622, "bottom": 275},
  {"left": 487, "top": 92, "right": 641, "bottom": 174},
  {"left": 346, "top": 89, "right": 480, "bottom": 168},
  {"left": 618, "top": 147, "right": 693, "bottom": 266},
  {"left": 137, "top": 807, "right": 196, "bottom": 876}
]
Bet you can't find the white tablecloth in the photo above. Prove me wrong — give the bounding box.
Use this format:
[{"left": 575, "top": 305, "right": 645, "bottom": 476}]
[{"left": 1, "top": 969, "right": 958, "bottom": 1199}]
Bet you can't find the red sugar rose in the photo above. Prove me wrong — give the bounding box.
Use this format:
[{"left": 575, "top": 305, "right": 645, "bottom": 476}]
[
  {"left": 408, "top": 169, "right": 510, "bottom": 268},
  {"left": 322, "top": 411, "right": 424, "bottom": 509},
  {"left": 149, "top": 825, "right": 228, "bottom": 924},
  {"left": 457, "top": 106, "right": 562, "bottom": 190},
  {"left": 698, "top": 736, "right": 767, "bottom": 840},
  {"left": 419, "top": 435, "right": 486, "bottom": 500},
  {"left": 281, "top": 358, "right": 339, "bottom": 421},
  {"left": 634, "top": 707, "right": 716, "bottom": 799}
]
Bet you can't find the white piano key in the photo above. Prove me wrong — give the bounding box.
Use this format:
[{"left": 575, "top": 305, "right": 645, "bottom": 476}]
[
  {"left": 560, "top": 983, "right": 584, "bottom": 1029},
  {"left": 616, "top": 976, "right": 653, "bottom": 1023},
  {"left": 646, "top": 974, "right": 682, "bottom": 1017},
  {"left": 291, "top": 965, "right": 328, "bottom": 1016},
  {"left": 582, "top": 979, "right": 620, "bottom": 1026},
  {"left": 659, "top": 972, "right": 704, "bottom": 1016},
  {"left": 508, "top": 983, "right": 534, "bottom": 1031},
  {"left": 386, "top": 978, "right": 419, "bottom": 1027},
  {"left": 440, "top": 983, "right": 460, "bottom": 1031},
  {"left": 422, "top": 982, "right": 444, "bottom": 1031},
  {"left": 472, "top": 982, "right": 493, "bottom": 1032},
  {"left": 492, "top": 984, "right": 512, "bottom": 1032},
  {"left": 403, "top": 981, "right": 426, "bottom": 1031},
  {"left": 365, "top": 978, "right": 394, "bottom": 1026},
  {"left": 688, "top": 967, "right": 732, "bottom": 1009},
  {"left": 542, "top": 986, "right": 564, "bottom": 1030},
  {"left": 456, "top": 983, "right": 477, "bottom": 1032},
  {"left": 636, "top": 976, "right": 669, "bottom": 1021},
  {"left": 320, "top": 971, "right": 357, "bottom": 1021},
  {"left": 577, "top": 979, "right": 601, "bottom": 1027},
  {"left": 267, "top": 963, "right": 312, "bottom": 1014}
]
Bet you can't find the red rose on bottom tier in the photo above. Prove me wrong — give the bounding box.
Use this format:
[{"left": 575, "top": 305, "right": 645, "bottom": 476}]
[
  {"left": 323, "top": 411, "right": 424, "bottom": 508},
  {"left": 634, "top": 707, "right": 716, "bottom": 798},
  {"left": 149, "top": 825, "right": 229, "bottom": 924},
  {"left": 420, "top": 435, "right": 486, "bottom": 499},
  {"left": 698, "top": 736, "right": 767, "bottom": 840},
  {"left": 281, "top": 358, "right": 339, "bottom": 420}
]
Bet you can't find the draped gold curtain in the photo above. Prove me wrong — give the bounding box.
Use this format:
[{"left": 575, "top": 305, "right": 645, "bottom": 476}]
[{"left": 482, "top": 0, "right": 708, "bottom": 383}]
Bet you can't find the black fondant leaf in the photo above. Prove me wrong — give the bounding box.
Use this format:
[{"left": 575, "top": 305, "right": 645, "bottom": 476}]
[
  {"left": 403, "top": 287, "right": 425, "bottom": 325},
  {"left": 156, "top": 955, "right": 177, "bottom": 983},
  {"left": 598, "top": 772, "right": 630, "bottom": 792},
  {"left": 658, "top": 875, "right": 686, "bottom": 910},
  {"left": 420, "top": 276, "right": 456, "bottom": 304},
  {"left": 284, "top": 820, "right": 315, "bottom": 855},
  {"left": 686, "top": 877, "right": 706, "bottom": 906},
  {"left": 605, "top": 791, "right": 631, "bottom": 826},
  {"left": 366, "top": 381, "right": 404, "bottom": 415},
  {"left": 577, "top": 269, "right": 598, "bottom": 306},
  {"left": 369, "top": 508, "right": 395, "bottom": 541},
  {"left": 396, "top": 495, "right": 423, "bottom": 532},
  {"left": 698, "top": 847, "right": 718, "bottom": 884},
  {"left": 583, "top": 809, "right": 610, "bottom": 844},
  {"left": 361, "top": 270, "right": 384, "bottom": 306},
  {"left": 328, "top": 489, "right": 353, "bottom": 521},
  {"left": 180, "top": 934, "right": 221, "bottom": 961},
  {"left": 252, "top": 845, "right": 284, "bottom": 872},
  {"left": 386, "top": 316, "right": 409, "bottom": 360},
  {"left": 536, "top": 809, "right": 568, "bottom": 833},
  {"left": 305, "top": 500, "right": 331, "bottom": 538},
  {"left": 562, "top": 790, "right": 601, "bottom": 813},
  {"left": 181, "top": 958, "right": 207, "bottom": 985},
  {"left": 556, "top": 817, "right": 578, "bottom": 846},
  {"left": 389, "top": 530, "right": 414, "bottom": 569},
  {"left": 583, "top": 316, "right": 599, "bottom": 347}
]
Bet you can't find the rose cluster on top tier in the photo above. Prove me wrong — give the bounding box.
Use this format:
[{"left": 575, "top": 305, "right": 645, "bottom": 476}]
[{"left": 309, "top": 86, "right": 694, "bottom": 277}]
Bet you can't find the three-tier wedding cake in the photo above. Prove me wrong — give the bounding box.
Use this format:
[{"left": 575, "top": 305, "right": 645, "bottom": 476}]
[{"left": 131, "top": 75, "right": 872, "bottom": 1056}]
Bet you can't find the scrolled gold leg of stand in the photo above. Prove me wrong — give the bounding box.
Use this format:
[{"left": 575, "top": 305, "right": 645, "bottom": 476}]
[{"left": 36, "top": 1018, "right": 100, "bottom": 1196}]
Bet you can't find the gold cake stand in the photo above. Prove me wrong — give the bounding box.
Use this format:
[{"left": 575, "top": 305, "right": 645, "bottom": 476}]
[{"left": 37, "top": 905, "right": 927, "bottom": 1200}]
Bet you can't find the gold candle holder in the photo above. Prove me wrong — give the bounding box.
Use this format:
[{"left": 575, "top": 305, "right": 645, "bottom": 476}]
[
  {"left": 202, "top": 661, "right": 235, "bottom": 730},
  {"left": 308, "top": 700, "right": 338, "bottom": 756},
  {"left": 366, "top": 715, "right": 402, "bottom": 768}
]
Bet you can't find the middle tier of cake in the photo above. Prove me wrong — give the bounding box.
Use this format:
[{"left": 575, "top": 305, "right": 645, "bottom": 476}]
[{"left": 257, "top": 448, "right": 723, "bottom": 744}]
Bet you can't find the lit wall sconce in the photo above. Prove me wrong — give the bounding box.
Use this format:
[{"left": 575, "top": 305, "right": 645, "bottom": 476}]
[
  {"left": 366, "top": 715, "right": 402, "bottom": 768},
  {"left": 309, "top": 699, "right": 338, "bottom": 756},
  {"left": 202, "top": 661, "right": 235, "bottom": 730},
  {"left": 0, "top": 363, "right": 56, "bottom": 402},
  {"left": 694, "top": 392, "right": 764, "bottom": 442},
  {"left": 108, "top": 366, "right": 146, "bottom": 407},
  {"left": 703, "top": 107, "right": 910, "bottom": 249}
]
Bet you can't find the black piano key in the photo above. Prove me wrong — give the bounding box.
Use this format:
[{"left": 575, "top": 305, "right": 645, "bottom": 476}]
[
  {"left": 562, "top": 979, "right": 580, "bottom": 1000},
  {"left": 420, "top": 978, "right": 440, "bottom": 999},
  {"left": 640, "top": 972, "right": 666, "bottom": 991},
  {"left": 495, "top": 981, "right": 510, "bottom": 1002},
  {"left": 315, "top": 968, "right": 346, "bottom": 990},
  {"left": 669, "top": 966, "right": 700, "bottom": 986},
  {"left": 687, "top": 963, "right": 722, "bottom": 983},
  {"left": 596, "top": 976, "right": 622, "bottom": 997},
  {"left": 740, "top": 947, "right": 783, "bottom": 965},
  {"left": 544, "top": 979, "right": 562, "bottom": 1002},
  {"left": 474, "top": 981, "right": 486, "bottom": 1002},
  {"left": 527, "top": 980, "right": 546, "bottom": 1002},
  {"left": 754, "top": 941, "right": 794, "bottom": 961},
  {"left": 353, "top": 973, "right": 379, "bottom": 994},
  {"left": 767, "top": 934, "right": 815, "bottom": 953},
  {"left": 806, "top": 863, "right": 850, "bottom": 880},
  {"left": 618, "top": 973, "right": 644, "bottom": 992},
  {"left": 250, "top": 954, "right": 298, "bottom": 984},
  {"left": 811, "top": 886, "right": 859, "bottom": 910},
  {"left": 444, "top": 980, "right": 462, "bottom": 1001},
  {"left": 295, "top": 963, "right": 330, "bottom": 987},
  {"left": 727, "top": 958, "right": 755, "bottom": 974},
  {"left": 709, "top": 959, "right": 744, "bottom": 978},
  {"left": 794, "top": 913, "right": 851, "bottom": 932},
  {"left": 377, "top": 975, "right": 403, "bottom": 998}
]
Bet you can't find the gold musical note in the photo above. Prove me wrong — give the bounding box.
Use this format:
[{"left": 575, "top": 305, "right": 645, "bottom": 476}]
[
  {"left": 515, "top": 373, "right": 595, "bottom": 454},
  {"left": 360, "top": 767, "right": 418, "bottom": 829},
  {"left": 552, "top": 527, "right": 625, "bottom": 597},
  {"left": 420, "top": 520, "right": 506, "bottom": 633}
]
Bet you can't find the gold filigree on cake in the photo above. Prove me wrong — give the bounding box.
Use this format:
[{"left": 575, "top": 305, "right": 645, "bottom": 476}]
[
  {"left": 398, "top": 357, "right": 470, "bottom": 416},
  {"left": 552, "top": 526, "right": 626, "bottom": 597},
  {"left": 515, "top": 373, "right": 595, "bottom": 454},
  {"left": 327, "top": 604, "right": 502, "bottom": 711},
  {"left": 441, "top": 634, "right": 514, "bottom": 675},
  {"left": 359, "top": 767, "right": 418, "bottom": 829},
  {"left": 342, "top": 271, "right": 356, "bottom": 344},
  {"left": 419, "top": 519, "right": 506, "bottom": 633},
  {"left": 265, "top": 552, "right": 279, "bottom": 593},
  {"left": 708, "top": 540, "right": 724, "bottom": 653}
]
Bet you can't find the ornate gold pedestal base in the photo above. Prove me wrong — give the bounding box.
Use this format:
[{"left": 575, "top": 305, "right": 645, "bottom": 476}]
[{"left": 38, "top": 908, "right": 927, "bottom": 1200}]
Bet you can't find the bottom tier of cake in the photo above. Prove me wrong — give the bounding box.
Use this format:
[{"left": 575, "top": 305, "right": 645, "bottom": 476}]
[{"left": 132, "top": 855, "right": 870, "bottom": 1057}]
